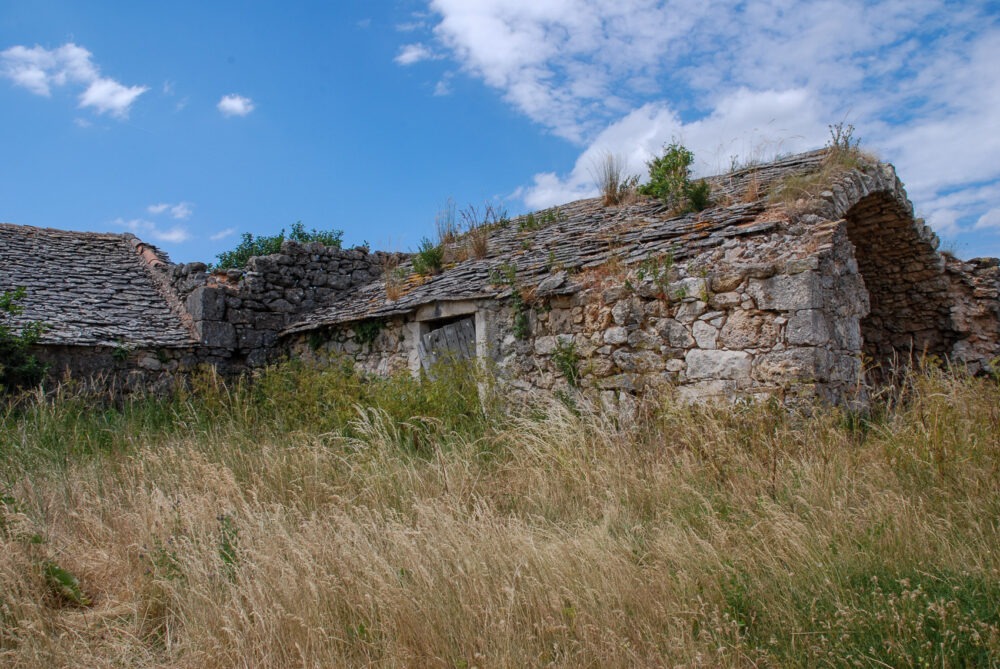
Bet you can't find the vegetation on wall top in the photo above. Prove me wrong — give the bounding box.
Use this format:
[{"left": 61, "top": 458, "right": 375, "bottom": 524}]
[{"left": 215, "top": 222, "right": 344, "bottom": 270}]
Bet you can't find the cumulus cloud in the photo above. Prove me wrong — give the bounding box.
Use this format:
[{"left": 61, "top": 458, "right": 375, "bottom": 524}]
[
  {"left": 79, "top": 78, "right": 148, "bottom": 117},
  {"left": 520, "top": 88, "right": 826, "bottom": 209},
  {"left": 405, "top": 1, "right": 1000, "bottom": 249},
  {"left": 217, "top": 94, "right": 255, "bottom": 117},
  {"left": 0, "top": 42, "right": 147, "bottom": 118},
  {"left": 115, "top": 218, "right": 191, "bottom": 243}
]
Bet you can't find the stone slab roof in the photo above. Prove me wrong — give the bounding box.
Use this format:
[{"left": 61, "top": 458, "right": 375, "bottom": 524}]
[
  {"left": 283, "top": 151, "right": 833, "bottom": 335},
  {"left": 0, "top": 224, "right": 195, "bottom": 347}
]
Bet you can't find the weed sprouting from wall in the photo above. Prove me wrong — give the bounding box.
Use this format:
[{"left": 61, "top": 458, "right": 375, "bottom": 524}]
[
  {"left": 490, "top": 262, "right": 531, "bottom": 339},
  {"left": 552, "top": 339, "right": 580, "bottom": 387}
]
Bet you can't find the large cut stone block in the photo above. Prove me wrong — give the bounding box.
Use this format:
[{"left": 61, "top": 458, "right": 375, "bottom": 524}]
[
  {"left": 786, "top": 309, "right": 830, "bottom": 345},
  {"left": 185, "top": 286, "right": 227, "bottom": 321},
  {"left": 194, "top": 321, "right": 236, "bottom": 348},
  {"left": 685, "top": 349, "right": 751, "bottom": 380},
  {"left": 747, "top": 272, "right": 822, "bottom": 311},
  {"left": 753, "top": 348, "right": 831, "bottom": 383}
]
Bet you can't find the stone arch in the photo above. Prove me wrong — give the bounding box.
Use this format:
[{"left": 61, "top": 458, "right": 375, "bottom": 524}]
[{"left": 819, "top": 165, "right": 956, "bottom": 373}]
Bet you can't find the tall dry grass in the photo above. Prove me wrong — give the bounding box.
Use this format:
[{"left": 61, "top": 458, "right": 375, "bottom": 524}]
[{"left": 1, "top": 363, "right": 998, "bottom": 667}]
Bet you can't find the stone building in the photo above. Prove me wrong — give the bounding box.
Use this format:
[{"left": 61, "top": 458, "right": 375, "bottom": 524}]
[{"left": 2, "top": 150, "right": 998, "bottom": 402}]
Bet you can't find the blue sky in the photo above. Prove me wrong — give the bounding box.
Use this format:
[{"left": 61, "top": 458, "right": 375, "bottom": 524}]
[{"left": 2, "top": 1, "right": 999, "bottom": 263}]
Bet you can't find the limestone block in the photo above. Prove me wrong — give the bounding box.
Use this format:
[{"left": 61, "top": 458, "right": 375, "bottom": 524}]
[
  {"left": 586, "top": 357, "right": 616, "bottom": 376},
  {"left": 665, "top": 359, "right": 685, "bottom": 373},
  {"left": 719, "top": 310, "right": 779, "bottom": 349},
  {"left": 685, "top": 349, "right": 751, "bottom": 379},
  {"left": 673, "top": 277, "right": 706, "bottom": 300},
  {"left": 548, "top": 308, "right": 574, "bottom": 332},
  {"left": 710, "top": 291, "right": 741, "bottom": 309},
  {"left": 195, "top": 321, "right": 236, "bottom": 348},
  {"left": 711, "top": 273, "right": 743, "bottom": 292},
  {"left": 238, "top": 328, "right": 276, "bottom": 350},
  {"left": 674, "top": 300, "right": 707, "bottom": 323},
  {"left": 585, "top": 304, "right": 612, "bottom": 329},
  {"left": 676, "top": 380, "right": 733, "bottom": 403},
  {"left": 612, "top": 350, "right": 662, "bottom": 373},
  {"left": 537, "top": 271, "right": 567, "bottom": 294},
  {"left": 627, "top": 328, "right": 660, "bottom": 349},
  {"left": 831, "top": 317, "right": 862, "bottom": 351},
  {"left": 185, "top": 286, "right": 227, "bottom": 321},
  {"left": 611, "top": 298, "right": 643, "bottom": 325},
  {"left": 692, "top": 320, "right": 719, "bottom": 349},
  {"left": 657, "top": 319, "right": 694, "bottom": 348},
  {"left": 534, "top": 334, "right": 573, "bottom": 355},
  {"left": 604, "top": 326, "right": 629, "bottom": 345},
  {"left": 753, "top": 348, "right": 831, "bottom": 383},
  {"left": 786, "top": 309, "right": 830, "bottom": 346},
  {"left": 747, "top": 272, "right": 822, "bottom": 311}
]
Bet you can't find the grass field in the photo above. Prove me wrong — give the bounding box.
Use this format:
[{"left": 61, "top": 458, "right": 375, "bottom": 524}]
[{"left": 2, "top": 362, "right": 998, "bottom": 667}]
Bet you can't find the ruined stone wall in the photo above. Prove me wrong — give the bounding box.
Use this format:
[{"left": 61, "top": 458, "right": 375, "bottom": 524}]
[
  {"left": 490, "top": 231, "right": 867, "bottom": 404},
  {"left": 32, "top": 344, "right": 200, "bottom": 395},
  {"left": 284, "top": 216, "right": 874, "bottom": 404},
  {"left": 167, "top": 241, "right": 399, "bottom": 367},
  {"left": 945, "top": 256, "right": 1000, "bottom": 374},
  {"left": 288, "top": 316, "right": 412, "bottom": 377}
]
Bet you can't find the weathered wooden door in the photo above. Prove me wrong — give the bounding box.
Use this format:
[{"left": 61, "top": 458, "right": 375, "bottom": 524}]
[{"left": 417, "top": 317, "right": 475, "bottom": 371}]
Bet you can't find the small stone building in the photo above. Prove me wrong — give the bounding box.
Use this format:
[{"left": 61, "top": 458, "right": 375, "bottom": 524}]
[{"left": 2, "top": 150, "right": 998, "bottom": 402}]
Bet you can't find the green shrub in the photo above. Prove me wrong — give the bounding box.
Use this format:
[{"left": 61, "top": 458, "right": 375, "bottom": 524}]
[
  {"left": 639, "top": 142, "right": 712, "bottom": 213},
  {"left": 552, "top": 340, "right": 580, "bottom": 388},
  {"left": 0, "top": 287, "right": 47, "bottom": 395},
  {"left": 215, "top": 222, "right": 344, "bottom": 269},
  {"left": 412, "top": 237, "right": 444, "bottom": 275}
]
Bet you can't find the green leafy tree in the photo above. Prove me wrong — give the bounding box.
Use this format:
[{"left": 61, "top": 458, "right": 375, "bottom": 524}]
[
  {"left": 0, "top": 287, "right": 48, "bottom": 394},
  {"left": 215, "top": 222, "right": 344, "bottom": 270},
  {"left": 639, "top": 142, "right": 712, "bottom": 213}
]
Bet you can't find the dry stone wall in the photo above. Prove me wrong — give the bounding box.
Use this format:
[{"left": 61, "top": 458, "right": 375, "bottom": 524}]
[
  {"left": 11, "top": 151, "right": 999, "bottom": 402},
  {"left": 282, "top": 159, "right": 1000, "bottom": 406},
  {"left": 167, "top": 241, "right": 399, "bottom": 367},
  {"left": 486, "top": 217, "right": 869, "bottom": 404}
]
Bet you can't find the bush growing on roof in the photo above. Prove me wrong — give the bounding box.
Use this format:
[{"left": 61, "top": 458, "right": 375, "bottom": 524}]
[
  {"left": 639, "top": 141, "right": 712, "bottom": 213},
  {"left": 215, "top": 222, "right": 344, "bottom": 270}
]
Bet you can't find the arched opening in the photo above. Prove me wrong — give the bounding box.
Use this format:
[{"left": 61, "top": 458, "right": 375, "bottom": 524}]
[{"left": 843, "top": 192, "right": 956, "bottom": 375}]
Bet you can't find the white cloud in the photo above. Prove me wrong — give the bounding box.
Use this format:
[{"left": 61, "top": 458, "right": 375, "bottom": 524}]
[
  {"left": 210, "top": 227, "right": 237, "bottom": 241},
  {"left": 169, "top": 202, "right": 193, "bottom": 220},
  {"left": 79, "top": 77, "right": 149, "bottom": 118},
  {"left": 0, "top": 42, "right": 146, "bottom": 118},
  {"left": 520, "top": 88, "right": 826, "bottom": 209},
  {"left": 217, "top": 94, "right": 255, "bottom": 117},
  {"left": 115, "top": 218, "right": 191, "bottom": 243},
  {"left": 408, "top": 1, "right": 1000, "bottom": 255},
  {"left": 395, "top": 43, "right": 437, "bottom": 66},
  {"left": 975, "top": 209, "right": 1000, "bottom": 231},
  {"left": 147, "top": 202, "right": 193, "bottom": 219}
]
